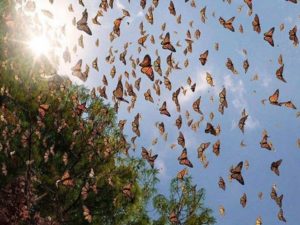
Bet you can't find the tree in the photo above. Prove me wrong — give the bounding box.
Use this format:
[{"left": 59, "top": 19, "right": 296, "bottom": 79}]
[
  {"left": 153, "top": 176, "right": 216, "bottom": 225},
  {"left": 0, "top": 1, "right": 215, "bottom": 225},
  {"left": 0, "top": 1, "right": 158, "bottom": 224}
]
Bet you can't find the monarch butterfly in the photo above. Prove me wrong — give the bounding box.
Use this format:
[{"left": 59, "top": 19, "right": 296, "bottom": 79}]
[
  {"left": 131, "top": 114, "right": 140, "bottom": 137},
  {"left": 61, "top": 170, "right": 75, "bottom": 187},
  {"left": 243, "top": 59, "right": 249, "bottom": 73},
  {"left": 134, "top": 78, "right": 141, "bottom": 91},
  {"left": 97, "top": 86, "right": 107, "bottom": 99},
  {"left": 118, "top": 120, "right": 127, "bottom": 131},
  {"left": 278, "top": 209, "right": 287, "bottom": 222},
  {"left": 168, "top": 1, "right": 176, "bottom": 16},
  {"left": 192, "top": 97, "right": 203, "bottom": 114},
  {"left": 150, "top": 35, "right": 155, "bottom": 44},
  {"left": 240, "top": 193, "right": 247, "bottom": 208},
  {"left": 144, "top": 89, "right": 154, "bottom": 103},
  {"left": 238, "top": 109, "right": 248, "bottom": 133},
  {"left": 38, "top": 104, "right": 49, "bottom": 119},
  {"left": 230, "top": 161, "right": 245, "bottom": 185},
  {"left": 159, "top": 101, "right": 170, "bottom": 117},
  {"left": 92, "top": 57, "right": 99, "bottom": 71},
  {"left": 205, "top": 122, "right": 217, "bottom": 136},
  {"left": 226, "top": 58, "right": 238, "bottom": 74},
  {"left": 177, "top": 148, "right": 193, "bottom": 168},
  {"left": 252, "top": 14, "right": 261, "bottom": 33},
  {"left": 141, "top": 147, "right": 158, "bottom": 168},
  {"left": 275, "top": 65, "right": 286, "bottom": 82},
  {"left": 139, "top": 55, "right": 154, "bottom": 81},
  {"left": 169, "top": 211, "right": 179, "bottom": 224},
  {"left": 213, "top": 140, "right": 220, "bottom": 156},
  {"left": 175, "top": 115, "right": 182, "bottom": 129},
  {"left": 119, "top": 50, "right": 127, "bottom": 65},
  {"left": 264, "top": 27, "right": 275, "bottom": 47},
  {"left": 166, "top": 53, "right": 174, "bottom": 68},
  {"left": 113, "top": 77, "right": 129, "bottom": 103},
  {"left": 219, "top": 88, "right": 228, "bottom": 114},
  {"left": 271, "top": 159, "right": 282, "bottom": 176},
  {"left": 161, "top": 32, "right": 176, "bottom": 52},
  {"left": 113, "top": 16, "right": 124, "bottom": 37},
  {"left": 260, "top": 130, "right": 272, "bottom": 150},
  {"left": 218, "top": 177, "right": 226, "bottom": 190},
  {"left": 289, "top": 25, "right": 299, "bottom": 46},
  {"left": 157, "top": 122, "right": 165, "bottom": 135},
  {"left": 194, "top": 29, "right": 201, "bottom": 39},
  {"left": 164, "top": 76, "right": 172, "bottom": 90},
  {"left": 77, "top": 9, "right": 92, "bottom": 35},
  {"left": 81, "top": 183, "right": 89, "bottom": 200},
  {"left": 145, "top": 7, "right": 153, "bottom": 24},
  {"left": 219, "top": 16, "right": 235, "bottom": 32},
  {"left": 82, "top": 205, "right": 92, "bottom": 223},
  {"left": 200, "top": 6, "right": 207, "bottom": 23},
  {"left": 190, "top": 83, "right": 196, "bottom": 92},
  {"left": 92, "top": 14, "right": 101, "bottom": 25},
  {"left": 177, "top": 131, "right": 185, "bottom": 148},
  {"left": 72, "top": 59, "right": 87, "bottom": 81},
  {"left": 138, "top": 34, "right": 148, "bottom": 47},
  {"left": 239, "top": 24, "right": 244, "bottom": 33},
  {"left": 177, "top": 168, "right": 188, "bottom": 180},
  {"left": 197, "top": 142, "right": 210, "bottom": 159},
  {"left": 110, "top": 65, "right": 116, "bottom": 78},
  {"left": 153, "top": 56, "right": 162, "bottom": 76},
  {"left": 199, "top": 50, "right": 209, "bottom": 65},
  {"left": 206, "top": 72, "right": 214, "bottom": 86},
  {"left": 268, "top": 89, "right": 280, "bottom": 106},
  {"left": 125, "top": 82, "right": 136, "bottom": 97}
]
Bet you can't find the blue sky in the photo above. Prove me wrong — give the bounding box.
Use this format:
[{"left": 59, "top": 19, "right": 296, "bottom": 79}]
[{"left": 23, "top": 0, "right": 300, "bottom": 224}]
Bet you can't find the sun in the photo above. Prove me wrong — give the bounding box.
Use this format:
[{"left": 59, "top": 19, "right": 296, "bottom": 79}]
[{"left": 28, "top": 35, "right": 51, "bottom": 56}]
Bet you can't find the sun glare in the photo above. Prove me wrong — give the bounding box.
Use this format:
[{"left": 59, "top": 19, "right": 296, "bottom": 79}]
[{"left": 28, "top": 36, "right": 51, "bottom": 56}]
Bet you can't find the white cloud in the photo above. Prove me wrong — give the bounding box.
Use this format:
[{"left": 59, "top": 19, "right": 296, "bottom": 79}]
[{"left": 116, "top": 0, "right": 125, "bottom": 9}]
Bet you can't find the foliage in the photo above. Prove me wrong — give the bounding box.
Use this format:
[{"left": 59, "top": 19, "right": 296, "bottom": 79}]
[{"left": 153, "top": 177, "right": 216, "bottom": 225}]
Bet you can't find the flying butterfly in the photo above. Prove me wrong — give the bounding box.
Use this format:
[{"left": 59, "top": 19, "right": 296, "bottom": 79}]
[
  {"left": 289, "top": 25, "right": 299, "bottom": 46},
  {"left": 177, "top": 148, "right": 193, "bottom": 168},
  {"left": 238, "top": 108, "right": 248, "bottom": 133},
  {"left": 141, "top": 147, "right": 158, "bottom": 168},
  {"left": 226, "top": 58, "right": 238, "bottom": 74},
  {"left": 240, "top": 193, "right": 247, "bottom": 208},
  {"left": 219, "top": 16, "right": 235, "bottom": 32},
  {"left": 132, "top": 113, "right": 140, "bottom": 137},
  {"left": 252, "top": 14, "right": 261, "bottom": 33},
  {"left": 213, "top": 140, "right": 221, "bottom": 156},
  {"left": 230, "top": 161, "right": 245, "bottom": 185},
  {"left": 278, "top": 209, "right": 287, "bottom": 222},
  {"left": 113, "top": 76, "right": 129, "bottom": 103},
  {"left": 177, "top": 131, "right": 185, "bottom": 148},
  {"left": 144, "top": 89, "right": 154, "bottom": 103},
  {"left": 154, "top": 56, "right": 162, "bottom": 76},
  {"left": 243, "top": 59, "right": 249, "bottom": 73},
  {"left": 268, "top": 89, "right": 281, "bottom": 106},
  {"left": 264, "top": 27, "right": 275, "bottom": 47},
  {"left": 205, "top": 122, "right": 217, "bottom": 136},
  {"left": 139, "top": 55, "right": 154, "bottom": 81},
  {"left": 260, "top": 130, "right": 273, "bottom": 150},
  {"left": 192, "top": 97, "right": 203, "bottom": 114},
  {"left": 275, "top": 65, "right": 286, "bottom": 82},
  {"left": 161, "top": 32, "right": 176, "bottom": 52},
  {"left": 199, "top": 50, "right": 209, "bottom": 65},
  {"left": 218, "top": 177, "right": 226, "bottom": 190},
  {"left": 168, "top": 1, "right": 176, "bottom": 16},
  {"left": 77, "top": 9, "right": 92, "bottom": 35},
  {"left": 219, "top": 88, "right": 228, "bottom": 115},
  {"left": 159, "top": 101, "right": 171, "bottom": 117},
  {"left": 177, "top": 168, "right": 188, "bottom": 180},
  {"left": 206, "top": 72, "right": 214, "bottom": 86},
  {"left": 271, "top": 159, "right": 282, "bottom": 176},
  {"left": 138, "top": 34, "right": 149, "bottom": 47},
  {"left": 175, "top": 115, "right": 182, "bottom": 129}
]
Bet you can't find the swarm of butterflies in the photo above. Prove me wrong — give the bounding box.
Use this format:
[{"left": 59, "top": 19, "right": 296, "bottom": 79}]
[{"left": 20, "top": 0, "right": 300, "bottom": 224}]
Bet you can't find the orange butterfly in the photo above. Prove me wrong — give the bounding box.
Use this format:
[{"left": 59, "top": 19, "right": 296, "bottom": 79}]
[
  {"left": 289, "top": 25, "right": 299, "bottom": 46},
  {"left": 268, "top": 89, "right": 280, "bottom": 106},
  {"left": 139, "top": 55, "right": 154, "bottom": 81},
  {"left": 219, "top": 16, "right": 235, "bottom": 32},
  {"left": 141, "top": 147, "right": 158, "bottom": 168},
  {"left": 161, "top": 32, "right": 176, "bottom": 52},
  {"left": 177, "top": 168, "right": 188, "bottom": 180},
  {"left": 177, "top": 131, "right": 185, "bottom": 148},
  {"left": 192, "top": 97, "right": 203, "bottom": 114},
  {"left": 252, "top": 14, "right": 261, "bottom": 33},
  {"left": 159, "top": 101, "right": 171, "bottom": 117},
  {"left": 218, "top": 177, "right": 226, "bottom": 190},
  {"left": 264, "top": 27, "right": 275, "bottom": 47},
  {"left": 77, "top": 9, "right": 92, "bottom": 35},
  {"left": 230, "top": 161, "right": 245, "bottom": 185},
  {"left": 199, "top": 50, "right": 209, "bottom": 65},
  {"left": 138, "top": 34, "right": 149, "bottom": 47},
  {"left": 275, "top": 65, "right": 286, "bottom": 82},
  {"left": 213, "top": 140, "right": 221, "bottom": 156},
  {"left": 132, "top": 113, "right": 140, "bottom": 137},
  {"left": 178, "top": 148, "right": 193, "bottom": 168},
  {"left": 168, "top": 1, "right": 176, "bottom": 16}
]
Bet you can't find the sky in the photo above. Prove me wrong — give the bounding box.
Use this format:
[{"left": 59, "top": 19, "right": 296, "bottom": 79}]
[{"left": 19, "top": 0, "right": 300, "bottom": 224}]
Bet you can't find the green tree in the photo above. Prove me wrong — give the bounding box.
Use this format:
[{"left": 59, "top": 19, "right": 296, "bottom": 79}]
[{"left": 153, "top": 176, "right": 216, "bottom": 225}]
